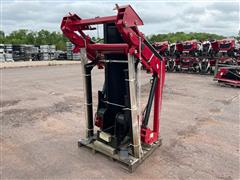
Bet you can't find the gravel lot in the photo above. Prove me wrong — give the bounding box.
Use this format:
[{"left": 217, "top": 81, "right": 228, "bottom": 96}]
[{"left": 1, "top": 65, "right": 239, "bottom": 179}]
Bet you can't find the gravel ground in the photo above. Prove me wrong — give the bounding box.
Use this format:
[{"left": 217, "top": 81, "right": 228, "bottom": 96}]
[
  {"left": 1, "top": 65, "right": 239, "bottom": 179},
  {"left": 0, "top": 60, "right": 81, "bottom": 69}
]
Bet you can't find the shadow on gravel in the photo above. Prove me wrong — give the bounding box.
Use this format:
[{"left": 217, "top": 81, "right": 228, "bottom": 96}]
[
  {"left": 1, "top": 96, "right": 83, "bottom": 128},
  {"left": 1, "top": 100, "right": 21, "bottom": 108}
]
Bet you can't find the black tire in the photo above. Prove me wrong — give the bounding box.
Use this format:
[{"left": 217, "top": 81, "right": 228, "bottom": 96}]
[
  {"left": 200, "top": 59, "right": 209, "bottom": 74},
  {"left": 192, "top": 62, "right": 199, "bottom": 73}
]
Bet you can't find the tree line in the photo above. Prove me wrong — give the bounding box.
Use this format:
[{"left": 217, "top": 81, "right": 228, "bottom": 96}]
[
  {"left": 0, "top": 29, "right": 68, "bottom": 50},
  {"left": 147, "top": 32, "right": 227, "bottom": 44},
  {"left": 0, "top": 29, "right": 239, "bottom": 51}
]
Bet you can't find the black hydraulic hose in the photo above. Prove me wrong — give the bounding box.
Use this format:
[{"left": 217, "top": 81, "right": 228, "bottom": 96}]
[
  {"left": 84, "top": 61, "right": 96, "bottom": 137},
  {"left": 143, "top": 39, "right": 163, "bottom": 61},
  {"left": 142, "top": 75, "right": 158, "bottom": 128},
  {"left": 228, "top": 69, "right": 240, "bottom": 79}
]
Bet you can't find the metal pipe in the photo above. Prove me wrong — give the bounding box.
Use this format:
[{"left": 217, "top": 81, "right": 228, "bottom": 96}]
[
  {"left": 84, "top": 62, "right": 96, "bottom": 137},
  {"left": 72, "top": 15, "right": 116, "bottom": 27},
  {"left": 88, "top": 43, "right": 129, "bottom": 53}
]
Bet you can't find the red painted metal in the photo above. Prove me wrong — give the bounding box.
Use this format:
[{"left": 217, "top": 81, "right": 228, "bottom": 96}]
[
  {"left": 182, "top": 40, "right": 198, "bottom": 52},
  {"left": 215, "top": 67, "right": 240, "bottom": 86},
  {"left": 71, "top": 16, "right": 116, "bottom": 27},
  {"left": 215, "top": 39, "right": 236, "bottom": 65},
  {"left": 179, "top": 40, "right": 201, "bottom": 71},
  {"left": 217, "top": 38, "right": 235, "bottom": 52},
  {"left": 95, "top": 115, "right": 103, "bottom": 128},
  {"left": 211, "top": 40, "right": 219, "bottom": 51},
  {"left": 88, "top": 44, "right": 129, "bottom": 54},
  {"left": 176, "top": 42, "right": 183, "bottom": 52},
  {"left": 61, "top": 4, "right": 165, "bottom": 145},
  {"left": 141, "top": 128, "right": 158, "bottom": 144},
  {"left": 141, "top": 61, "right": 165, "bottom": 144},
  {"left": 153, "top": 41, "right": 169, "bottom": 55},
  {"left": 153, "top": 60, "right": 165, "bottom": 134}
]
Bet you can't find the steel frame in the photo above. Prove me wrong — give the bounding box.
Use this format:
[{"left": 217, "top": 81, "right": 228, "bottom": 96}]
[
  {"left": 78, "top": 53, "right": 162, "bottom": 171},
  {"left": 61, "top": 4, "right": 165, "bottom": 171}
]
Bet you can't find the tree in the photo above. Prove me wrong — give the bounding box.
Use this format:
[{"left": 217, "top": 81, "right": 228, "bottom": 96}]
[
  {"left": 236, "top": 30, "right": 240, "bottom": 40},
  {"left": 147, "top": 32, "right": 225, "bottom": 43},
  {"left": 0, "top": 29, "right": 228, "bottom": 50},
  {"left": 0, "top": 30, "right": 5, "bottom": 43},
  {"left": 0, "top": 29, "right": 68, "bottom": 50}
]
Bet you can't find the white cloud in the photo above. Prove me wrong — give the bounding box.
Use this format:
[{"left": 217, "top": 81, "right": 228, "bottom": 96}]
[{"left": 1, "top": 0, "right": 239, "bottom": 36}]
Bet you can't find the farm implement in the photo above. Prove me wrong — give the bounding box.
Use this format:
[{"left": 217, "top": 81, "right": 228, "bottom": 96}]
[
  {"left": 61, "top": 4, "right": 165, "bottom": 172},
  {"left": 154, "top": 38, "right": 239, "bottom": 87}
]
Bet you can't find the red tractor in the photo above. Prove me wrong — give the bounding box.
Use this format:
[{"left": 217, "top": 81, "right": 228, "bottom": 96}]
[{"left": 178, "top": 40, "right": 201, "bottom": 72}]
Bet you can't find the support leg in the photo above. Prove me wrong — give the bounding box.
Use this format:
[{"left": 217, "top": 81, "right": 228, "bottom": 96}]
[
  {"left": 80, "top": 48, "right": 94, "bottom": 138},
  {"left": 127, "top": 54, "right": 142, "bottom": 158}
]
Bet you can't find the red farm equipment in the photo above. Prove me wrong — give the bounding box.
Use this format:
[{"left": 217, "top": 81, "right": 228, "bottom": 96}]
[
  {"left": 214, "top": 66, "right": 240, "bottom": 87},
  {"left": 169, "top": 41, "right": 183, "bottom": 72},
  {"left": 151, "top": 37, "right": 240, "bottom": 87},
  {"left": 165, "top": 42, "right": 180, "bottom": 72},
  {"left": 214, "top": 39, "right": 240, "bottom": 87},
  {"left": 61, "top": 4, "right": 165, "bottom": 171},
  {"left": 153, "top": 41, "right": 169, "bottom": 70},
  {"left": 235, "top": 40, "right": 240, "bottom": 65},
  {"left": 199, "top": 40, "right": 219, "bottom": 74},
  {"left": 178, "top": 40, "right": 201, "bottom": 72},
  {"left": 216, "top": 38, "right": 237, "bottom": 66}
]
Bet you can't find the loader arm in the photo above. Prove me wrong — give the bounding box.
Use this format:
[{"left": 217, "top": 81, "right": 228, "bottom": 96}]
[
  {"left": 61, "top": 4, "right": 165, "bottom": 149},
  {"left": 61, "top": 5, "right": 164, "bottom": 76}
]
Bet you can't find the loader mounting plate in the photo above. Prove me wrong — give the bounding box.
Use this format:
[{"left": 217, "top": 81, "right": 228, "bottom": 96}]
[{"left": 78, "top": 137, "right": 162, "bottom": 173}]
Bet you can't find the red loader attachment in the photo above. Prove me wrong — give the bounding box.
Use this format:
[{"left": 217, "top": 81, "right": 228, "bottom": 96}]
[
  {"left": 167, "top": 43, "right": 178, "bottom": 72},
  {"left": 153, "top": 41, "right": 169, "bottom": 70},
  {"left": 217, "top": 38, "right": 237, "bottom": 65},
  {"left": 199, "top": 40, "right": 219, "bottom": 74},
  {"left": 154, "top": 38, "right": 240, "bottom": 79},
  {"left": 180, "top": 40, "right": 201, "bottom": 72},
  {"left": 213, "top": 39, "right": 240, "bottom": 87},
  {"left": 173, "top": 41, "right": 184, "bottom": 71},
  {"left": 214, "top": 66, "right": 240, "bottom": 87},
  {"left": 236, "top": 40, "right": 240, "bottom": 65},
  {"left": 153, "top": 41, "right": 169, "bottom": 56},
  {"left": 61, "top": 4, "right": 165, "bottom": 172}
]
